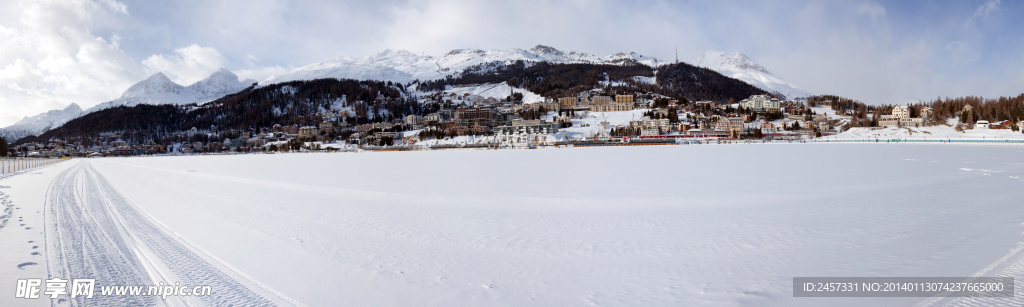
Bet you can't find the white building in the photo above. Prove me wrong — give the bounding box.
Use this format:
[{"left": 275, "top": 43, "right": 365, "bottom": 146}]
[
  {"left": 878, "top": 105, "right": 923, "bottom": 127},
  {"left": 891, "top": 105, "right": 910, "bottom": 119},
  {"left": 493, "top": 120, "right": 557, "bottom": 135},
  {"left": 424, "top": 113, "right": 441, "bottom": 123},
  {"left": 405, "top": 114, "right": 422, "bottom": 126},
  {"left": 739, "top": 95, "right": 781, "bottom": 113},
  {"left": 715, "top": 117, "right": 745, "bottom": 131}
]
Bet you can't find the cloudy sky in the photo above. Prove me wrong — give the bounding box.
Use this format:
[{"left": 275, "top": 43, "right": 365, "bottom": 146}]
[{"left": 1, "top": 0, "right": 1021, "bottom": 126}]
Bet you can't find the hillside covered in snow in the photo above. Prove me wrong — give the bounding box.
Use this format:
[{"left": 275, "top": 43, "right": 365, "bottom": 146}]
[
  {"left": 260, "top": 45, "right": 810, "bottom": 102},
  {"left": 262, "top": 45, "right": 663, "bottom": 85},
  {"left": 692, "top": 50, "right": 812, "bottom": 100}
]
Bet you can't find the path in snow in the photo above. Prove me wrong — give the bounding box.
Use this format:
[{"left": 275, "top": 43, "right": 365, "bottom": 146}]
[
  {"left": 0, "top": 186, "right": 12, "bottom": 232},
  {"left": 918, "top": 242, "right": 1024, "bottom": 306},
  {"left": 44, "top": 161, "right": 294, "bottom": 306}
]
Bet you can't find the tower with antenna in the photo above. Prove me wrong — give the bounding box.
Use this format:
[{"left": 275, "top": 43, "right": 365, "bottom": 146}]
[{"left": 675, "top": 44, "right": 678, "bottom": 64}]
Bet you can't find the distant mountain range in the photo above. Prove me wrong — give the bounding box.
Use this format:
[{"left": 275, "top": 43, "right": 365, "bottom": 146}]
[
  {"left": 2, "top": 69, "right": 255, "bottom": 141},
  {"left": 262, "top": 45, "right": 811, "bottom": 99},
  {"left": 84, "top": 68, "right": 256, "bottom": 114},
  {"left": 0, "top": 103, "right": 83, "bottom": 142},
  {"left": 4, "top": 45, "right": 813, "bottom": 142}
]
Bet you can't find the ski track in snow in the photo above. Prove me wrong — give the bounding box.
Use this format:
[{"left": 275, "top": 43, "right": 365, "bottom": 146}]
[
  {"left": 44, "top": 161, "right": 292, "bottom": 306},
  {"left": 0, "top": 187, "right": 12, "bottom": 231},
  {"left": 917, "top": 242, "right": 1024, "bottom": 306}
]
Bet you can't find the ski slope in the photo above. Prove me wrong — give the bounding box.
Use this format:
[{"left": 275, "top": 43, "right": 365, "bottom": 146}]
[
  {"left": 3, "top": 144, "right": 1024, "bottom": 306},
  {"left": 443, "top": 82, "right": 545, "bottom": 104}
]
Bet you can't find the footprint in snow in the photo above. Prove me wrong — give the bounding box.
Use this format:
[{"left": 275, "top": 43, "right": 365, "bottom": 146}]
[{"left": 17, "top": 262, "right": 37, "bottom": 270}]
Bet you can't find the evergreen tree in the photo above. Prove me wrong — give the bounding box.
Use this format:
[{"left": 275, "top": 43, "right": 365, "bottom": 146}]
[{"left": 668, "top": 108, "right": 679, "bottom": 123}]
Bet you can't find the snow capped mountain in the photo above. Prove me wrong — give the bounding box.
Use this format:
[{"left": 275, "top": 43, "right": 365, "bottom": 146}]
[
  {"left": 260, "top": 45, "right": 811, "bottom": 100},
  {"left": 1, "top": 103, "right": 83, "bottom": 141},
  {"left": 262, "top": 45, "right": 663, "bottom": 85},
  {"left": 691, "top": 50, "right": 812, "bottom": 100},
  {"left": 85, "top": 68, "right": 256, "bottom": 114}
]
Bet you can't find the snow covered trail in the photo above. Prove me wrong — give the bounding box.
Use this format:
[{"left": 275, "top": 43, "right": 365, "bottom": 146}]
[
  {"left": 44, "top": 161, "right": 295, "bottom": 306},
  {"left": 0, "top": 160, "right": 70, "bottom": 307}
]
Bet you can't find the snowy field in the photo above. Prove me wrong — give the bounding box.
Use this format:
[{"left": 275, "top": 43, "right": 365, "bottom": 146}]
[
  {"left": 3, "top": 144, "right": 1024, "bottom": 306},
  {"left": 417, "top": 110, "right": 649, "bottom": 146},
  {"left": 822, "top": 118, "right": 1024, "bottom": 141},
  {"left": 824, "top": 125, "right": 1024, "bottom": 141},
  {"left": 443, "top": 82, "right": 545, "bottom": 104}
]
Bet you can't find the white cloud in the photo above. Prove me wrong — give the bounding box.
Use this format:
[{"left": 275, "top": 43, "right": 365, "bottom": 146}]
[
  {"left": 142, "top": 44, "right": 226, "bottom": 85},
  {"left": 944, "top": 41, "right": 980, "bottom": 64},
  {"left": 237, "top": 66, "right": 290, "bottom": 84},
  {"left": 0, "top": 0, "right": 146, "bottom": 127},
  {"left": 231, "top": 54, "right": 288, "bottom": 82},
  {"left": 856, "top": 1, "right": 886, "bottom": 20},
  {"left": 964, "top": 0, "right": 1001, "bottom": 28},
  {"left": 97, "top": 0, "right": 128, "bottom": 14}
]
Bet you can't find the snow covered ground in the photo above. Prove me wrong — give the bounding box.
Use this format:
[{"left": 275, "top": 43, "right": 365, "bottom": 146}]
[
  {"left": 545, "top": 109, "right": 649, "bottom": 140},
  {"left": 3, "top": 144, "right": 1024, "bottom": 306},
  {"left": 822, "top": 124, "right": 1024, "bottom": 141},
  {"left": 415, "top": 110, "right": 649, "bottom": 146}
]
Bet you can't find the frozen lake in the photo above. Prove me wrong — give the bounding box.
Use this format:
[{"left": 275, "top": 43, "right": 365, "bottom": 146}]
[{"left": 2, "top": 144, "right": 1024, "bottom": 306}]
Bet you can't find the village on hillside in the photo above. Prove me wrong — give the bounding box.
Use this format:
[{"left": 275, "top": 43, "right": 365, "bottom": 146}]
[{"left": 7, "top": 88, "right": 1024, "bottom": 158}]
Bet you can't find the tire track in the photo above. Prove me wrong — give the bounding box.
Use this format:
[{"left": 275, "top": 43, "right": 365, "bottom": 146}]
[{"left": 45, "top": 161, "right": 295, "bottom": 306}]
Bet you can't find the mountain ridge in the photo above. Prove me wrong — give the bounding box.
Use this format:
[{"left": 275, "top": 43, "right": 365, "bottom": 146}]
[
  {"left": 691, "top": 50, "right": 812, "bottom": 100},
  {"left": 262, "top": 45, "right": 663, "bottom": 85},
  {"left": 84, "top": 68, "right": 256, "bottom": 114},
  {"left": 1, "top": 103, "right": 83, "bottom": 142}
]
